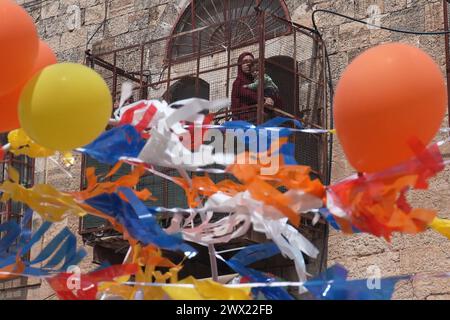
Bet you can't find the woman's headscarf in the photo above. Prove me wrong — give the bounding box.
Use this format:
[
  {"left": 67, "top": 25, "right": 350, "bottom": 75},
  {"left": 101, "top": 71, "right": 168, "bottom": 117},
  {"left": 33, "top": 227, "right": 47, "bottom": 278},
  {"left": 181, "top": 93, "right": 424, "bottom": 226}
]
[{"left": 236, "top": 52, "right": 255, "bottom": 85}]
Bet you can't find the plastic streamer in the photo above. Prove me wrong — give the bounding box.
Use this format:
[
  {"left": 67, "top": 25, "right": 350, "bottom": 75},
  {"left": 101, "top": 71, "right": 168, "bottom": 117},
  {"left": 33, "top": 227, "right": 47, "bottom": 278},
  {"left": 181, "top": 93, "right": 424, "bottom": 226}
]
[
  {"left": 304, "top": 264, "right": 409, "bottom": 300},
  {"left": 1, "top": 94, "right": 450, "bottom": 301},
  {"left": 83, "top": 187, "right": 197, "bottom": 257},
  {"left": 218, "top": 242, "right": 294, "bottom": 300},
  {"left": 72, "top": 161, "right": 154, "bottom": 202},
  {"left": 78, "top": 125, "right": 146, "bottom": 165},
  {"left": 47, "top": 264, "right": 139, "bottom": 300},
  {"left": 8, "top": 128, "right": 55, "bottom": 158},
  {"left": 429, "top": 217, "right": 450, "bottom": 239},
  {"left": 326, "top": 141, "right": 444, "bottom": 240},
  {"left": 0, "top": 210, "right": 86, "bottom": 278},
  {"left": 0, "top": 167, "right": 86, "bottom": 222}
]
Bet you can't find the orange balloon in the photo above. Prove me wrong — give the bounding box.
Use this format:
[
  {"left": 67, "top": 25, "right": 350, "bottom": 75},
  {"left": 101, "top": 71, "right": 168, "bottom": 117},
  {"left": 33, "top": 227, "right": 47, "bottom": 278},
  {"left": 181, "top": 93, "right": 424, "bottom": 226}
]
[
  {"left": 0, "top": 40, "right": 57, "bottom": 133},
  {"left": 0, "top": 0, "right": 39, "bottom": 95},
  {"left": 333, "top": 43, "right": 447, "bottom": 173}
]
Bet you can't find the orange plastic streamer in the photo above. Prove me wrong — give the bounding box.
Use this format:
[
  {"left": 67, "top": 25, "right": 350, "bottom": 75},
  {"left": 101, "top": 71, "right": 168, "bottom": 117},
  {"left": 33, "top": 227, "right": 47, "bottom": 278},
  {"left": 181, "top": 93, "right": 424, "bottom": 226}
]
[
  {"left": 328, "top": 142, "right": 444, "bottom": 240},
  {"left": 73, "top": 162, "right": 155, "bottom": 202}
]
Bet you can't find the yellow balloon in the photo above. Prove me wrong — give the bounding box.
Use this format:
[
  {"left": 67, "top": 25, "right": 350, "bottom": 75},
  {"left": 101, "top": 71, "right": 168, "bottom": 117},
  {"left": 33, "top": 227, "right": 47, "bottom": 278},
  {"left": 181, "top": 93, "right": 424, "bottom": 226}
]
[{"left": 19, "top": 63, "right": 112, "bottom": 151}]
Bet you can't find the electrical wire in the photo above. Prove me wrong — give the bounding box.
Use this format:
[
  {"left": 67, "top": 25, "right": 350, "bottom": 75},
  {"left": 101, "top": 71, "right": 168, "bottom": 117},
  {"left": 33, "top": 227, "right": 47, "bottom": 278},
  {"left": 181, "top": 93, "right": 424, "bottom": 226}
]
[
  {"left": 309, "top": 6, "right": 450, "bottom": 276},
  {"left": 310, "top": 8, "right": 450, "bottom": 187},
  {"left": 312, "top": 8, "right": 450, "bottom": 36}
]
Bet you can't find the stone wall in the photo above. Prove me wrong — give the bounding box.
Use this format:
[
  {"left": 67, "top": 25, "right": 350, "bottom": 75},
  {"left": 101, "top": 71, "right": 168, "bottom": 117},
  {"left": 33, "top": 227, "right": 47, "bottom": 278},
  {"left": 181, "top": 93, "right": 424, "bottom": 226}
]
[
  {"left": 10, "top": 0, "right": 450, "bottom": 300},
  {"left": 291, "top": 0, "right": 450, "bottom": 300}
]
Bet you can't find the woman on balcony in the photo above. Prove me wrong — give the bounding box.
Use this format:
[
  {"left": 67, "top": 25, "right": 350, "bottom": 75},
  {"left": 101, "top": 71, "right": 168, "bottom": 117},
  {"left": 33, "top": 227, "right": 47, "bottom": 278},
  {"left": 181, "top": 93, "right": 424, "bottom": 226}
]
[{"left": 231, "top": 52, "right": 276, "bottom": 122}]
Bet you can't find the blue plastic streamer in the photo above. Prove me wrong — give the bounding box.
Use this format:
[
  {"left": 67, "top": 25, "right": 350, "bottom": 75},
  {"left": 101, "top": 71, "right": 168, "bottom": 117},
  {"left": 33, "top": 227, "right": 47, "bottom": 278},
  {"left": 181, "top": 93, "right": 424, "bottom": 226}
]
[
  {"left": 225, "top": 243, "right": 294, "bottom": 300},
  {"left": 0, "top": 215, "right": 86, "bottom": 276},
  {"left": 18, "top": 209, "right": 33, "bottom": 247},
  {"left": 222, "top": 117, "right": 304, "bottom": 153},
  {"left": 319, "top": 208, "right": 361, "bottom": 233},
  {"left": 222, "top": 117, "right": 303, "bottom": 132},
  {"left": 24, "top": 223, "right": 86, "bottom": 275},
  {"left": 80, "top": 125, "right": 146, "bottom": 165},
  {"left": 84, "top": 188, "right": 196, "bottom": 257},
  {"left": 277, "top": 143, "right": 297, "bottom": 165},
  {"left": 230, "top": 242, "right": 280, "bottom": 266},
  {"left": 0, "top": 221, "right": 21, "bottom": 257},
  {"left": 304, "top": 264, "right": 410, "bottom": 300}
]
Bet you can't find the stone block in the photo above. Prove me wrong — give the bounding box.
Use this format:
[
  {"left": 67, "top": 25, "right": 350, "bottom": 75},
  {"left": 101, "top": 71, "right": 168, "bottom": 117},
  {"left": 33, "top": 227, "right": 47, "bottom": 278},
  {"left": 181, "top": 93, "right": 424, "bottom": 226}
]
[
  {"left": 399, "top": 245, "right": 450, "bottom": 275},
  {"left": 60, "top": 27, "right": 88, "bottom": 51},
  {"left": 328, "top": 232, "right": 391, "bottom": 260},
  {"left": 41, "top": 1, "right": 60, "bottom": 19},
  {"left": 328, "top": 251, "right": 401, "bottom": 279},
  {"left": 384, "top": 0, "right": 408, "bottom": 13},
  {"left": 106, "top": 14, "right": 130, "bottom": 37},
  {"left": 109, "top": 0, "right": 134, "bottom": 18},
  {"left": 85, "top": 3, "right": 106, "bottom": 25},
  {"left": 338, "top": 21, "right": 371, "bottom": 51}
]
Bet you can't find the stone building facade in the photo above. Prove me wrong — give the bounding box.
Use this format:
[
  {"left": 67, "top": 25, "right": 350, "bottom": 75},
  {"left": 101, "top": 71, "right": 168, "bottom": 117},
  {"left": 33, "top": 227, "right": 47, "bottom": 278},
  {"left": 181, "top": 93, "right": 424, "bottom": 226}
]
[{"left": 5, "top": 0, "right": 450, "bottom": 300}]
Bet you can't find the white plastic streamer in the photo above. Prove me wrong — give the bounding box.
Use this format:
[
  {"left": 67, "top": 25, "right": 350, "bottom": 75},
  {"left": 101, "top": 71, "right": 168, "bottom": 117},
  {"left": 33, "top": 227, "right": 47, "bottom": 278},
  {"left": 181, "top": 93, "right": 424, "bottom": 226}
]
[{"left": 161, "top": 189, "right": 322, "bottom": 292}]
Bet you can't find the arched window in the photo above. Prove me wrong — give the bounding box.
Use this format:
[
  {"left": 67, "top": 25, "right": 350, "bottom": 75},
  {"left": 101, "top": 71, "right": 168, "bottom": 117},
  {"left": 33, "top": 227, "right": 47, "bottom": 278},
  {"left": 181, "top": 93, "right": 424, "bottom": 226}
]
[
  {"left": 167, "top": 0, "right": 291, "bottom": 62},
  {"left": 165, "top": 76, "right": 210, "bottom": 103}
]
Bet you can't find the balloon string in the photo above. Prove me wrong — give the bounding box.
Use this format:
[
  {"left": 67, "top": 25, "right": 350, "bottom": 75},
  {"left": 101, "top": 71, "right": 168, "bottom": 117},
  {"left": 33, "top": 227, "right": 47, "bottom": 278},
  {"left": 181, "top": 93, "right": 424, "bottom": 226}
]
[
  {"left": 111, "top": 271, "right": 450, "bottom": 289},
  {"left": 2, "top": 269, "right": 450, "bottom": 290},
  {"left": 183, "top": 124, "right": 334, "bottom": 135},
  {"left": 106, "top": 121, "right": 334, "bottom": 135},
  {"left": 120, "top": 157, "right": 227, "bottom": 175}
]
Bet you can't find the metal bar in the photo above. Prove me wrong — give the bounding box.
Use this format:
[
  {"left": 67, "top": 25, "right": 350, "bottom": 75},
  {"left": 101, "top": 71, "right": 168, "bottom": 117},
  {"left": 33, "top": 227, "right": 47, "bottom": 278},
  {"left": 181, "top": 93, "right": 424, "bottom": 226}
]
[
  {"left": 191, "top": 0, "right": 197, "bottom": 55},
  {"left": 293, "top": 31, "right": 299, "bottom": 157},
  {"left": 257, "top": 11, "right": 266, "bottom": 125},
  {"left": 225, "top": 0, "right": 231, "bottom": 98},
  {"left": 196, "top": 31, "right": 201, "bottom": 97},
  {"left": 112, "top": 52, "right": 117, "bottom": 104},
  {"left": 85, "top": 53, "right": 141, "bottom": 83},
  {"left": 139, "top": 44, "right": 145, "bottom": 99},
  {"left": 166, "top": 51, "right": 173, "bottom": 102},
  {"left": 208, "top": 244, "right": 219, "bottom": 281},
  {"left": 78, "top": 153, "right": 87, "bottom": 235},
  {"left": 322, "top": 43, "right": 331, "bottom": 185},
  {"left": 306, "top": 40, "right": 318, "bottom": 123},
  {"left": 293, "top": 32, "right": 299, "bottom": 119},
  {"left": 163, "top": 178, "right": 169, "bottom": 209}
]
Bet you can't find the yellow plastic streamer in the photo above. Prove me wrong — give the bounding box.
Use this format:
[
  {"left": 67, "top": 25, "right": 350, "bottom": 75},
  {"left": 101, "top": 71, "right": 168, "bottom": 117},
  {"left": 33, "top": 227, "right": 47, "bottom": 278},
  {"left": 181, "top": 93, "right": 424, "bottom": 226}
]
[
  {"left": 162, "top": 277, "right": 251, "bottom": 300},
  {"left": 430, "top": 217, "right": 450, "bottom": 239},
  {"left": 8, "top": 129, "right": 55, "bottom": 158},
  {"left": 0, "top": 166, "right": 86, "bottom": 222}
]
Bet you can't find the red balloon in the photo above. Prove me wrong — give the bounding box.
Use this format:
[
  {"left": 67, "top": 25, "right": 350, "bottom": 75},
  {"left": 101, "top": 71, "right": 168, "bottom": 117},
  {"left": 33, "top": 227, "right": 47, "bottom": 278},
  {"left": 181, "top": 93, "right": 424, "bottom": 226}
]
[
  {"left": 0, "top": 40, "right": 57, "bottom": 133},
  {"left": 333, "top": 43, "right": 447, "bottom": 173},
  {"left": 0, "top": 0, "right": 39, "bottom": 95}
]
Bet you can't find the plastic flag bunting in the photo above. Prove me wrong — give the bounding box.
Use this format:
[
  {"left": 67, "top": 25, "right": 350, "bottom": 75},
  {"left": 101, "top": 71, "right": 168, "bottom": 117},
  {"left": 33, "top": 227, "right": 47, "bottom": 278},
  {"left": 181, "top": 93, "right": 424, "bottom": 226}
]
[
  {"left": 327, "top": 142, "right": 444, "bottom": 240},
  {"left": 222, "top": 116, "right": 304, "bottom": 153},
  {"left": 78, "top": 125, "right": 146, "bottom": 165},
  {"left": 0, "top": 210, "right": 87, "bottom": 277},
  {"left": 220, "top": 243, "right": 295, "bottom": 300},
  {"left": 84, "top": 187, "right": 197, "bottom": 257},
  {"left": 47, "top": 264, "right": 139, "bottom": 300},
  {"left": 429, "top": 217, "right": 450, "bottom": 239},
  {"left": 304, "top": 264, "right": 410, "bottom": 300}
]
